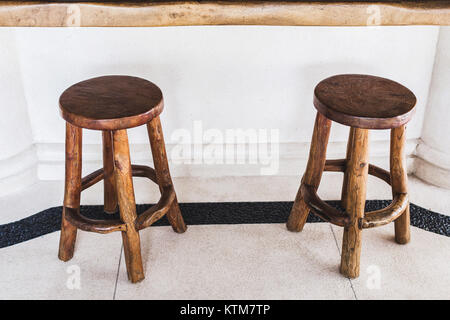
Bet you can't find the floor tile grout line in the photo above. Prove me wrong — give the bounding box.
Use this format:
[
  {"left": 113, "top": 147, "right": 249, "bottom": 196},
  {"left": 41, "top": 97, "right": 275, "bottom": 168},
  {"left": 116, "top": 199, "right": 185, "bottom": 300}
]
[
  {"left": 112, "top": 244, "right": 123, "bottom": 300},
  {"left": 329, "top": 224, "right": 358, "bottom": 300}
]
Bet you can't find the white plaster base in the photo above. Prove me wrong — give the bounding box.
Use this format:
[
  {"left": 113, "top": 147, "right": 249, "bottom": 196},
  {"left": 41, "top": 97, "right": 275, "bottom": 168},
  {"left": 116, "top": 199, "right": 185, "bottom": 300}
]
[
  {"left": 414, "top": 158, "right": 450, "bottom": 190},
  {"left": 0, "top": 146, "right": 37, "bottom": 197}
]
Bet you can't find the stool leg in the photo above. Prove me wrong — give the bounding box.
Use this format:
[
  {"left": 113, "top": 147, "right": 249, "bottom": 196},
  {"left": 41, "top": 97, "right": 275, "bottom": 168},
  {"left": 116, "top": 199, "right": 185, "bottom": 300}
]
[
  {"left": 340, "top": 128, "right": 369, "bottom": 278},
  {"left": 58, "top": 123, "right": 82, "bottom": 261},
  {"left": 102, "top": 131, "right": 118, "bottom": 214},
  {"left": 287, "top": 112, "right": 332, "bottom": 232},
  {"left": 147, "top": 116, "right": 187, "bottom": 234},
  {"left": 391, "top": 125, "right": 410, "bottom": 244},
  {"left": 113, "top": 129, "right": 145, "bottom": 283},
  {"left": 341, "top": 127, "right": 355, "bottom": 210}
]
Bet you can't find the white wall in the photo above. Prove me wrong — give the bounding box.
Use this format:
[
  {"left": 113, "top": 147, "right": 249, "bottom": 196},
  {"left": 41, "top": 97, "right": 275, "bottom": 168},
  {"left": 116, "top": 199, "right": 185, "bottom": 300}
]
[
  {"left": 0, "top": 26, "right": 443, "bottom": 194},
  {"left": 0, "top": 29, "right": 36, "bottom": 194}
]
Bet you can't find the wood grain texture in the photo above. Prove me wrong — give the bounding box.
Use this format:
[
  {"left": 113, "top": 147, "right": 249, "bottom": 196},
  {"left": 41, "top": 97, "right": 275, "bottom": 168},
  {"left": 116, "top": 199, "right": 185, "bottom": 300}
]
[
  {"left": 360, "top": 193, "right": 409, "bottom": 228},
  {"left": 300, "top": 184, "right": 350, "bottom": 227},
  {"left": 112, "top": 129, "right": 144, "bottom": 283},
  {"left": 81, "top": 168, "right": 104, "bottom": 191},
  {"left": 0, "top": 1, "right": 449, "bottom": 27},
  {"left": 325, "top": 159, "right": 391, "bottom": 186},
  {"left": 314, "top": 74, "right": 416, "bottom": 129},
  {"left": 286, "top": 112, "right": 331, "bottom": 232},
  {"left": 58, "top": 122, "right": 82, "bottom": 262},
  {"left": 368, "top": 163, "right": 391, "bottom": 185},
  {"left": 102, "top": 131, "right": 118, "bottom": 213},
  {"left": 324, "top": 159, "right": 346, "bottom": 172},
  {"left": 136, "top": 185, "right": 176, "bottom": 230},
  {"left": 147, "top": 116, "right": 187, "bottom": 233},
  {"left": 341, "top": 127, "right": 355, "bottom": 209},
  {"left": 126, "top": 164, "right": 180, "bottom": 231},
  {"left": 59, "top": 76, "right": 164, "bottom": 130},
  {"left": 64, "top": 206, "right": 126, "bottom": 234},
  {"left": 391, "top": 125, "right": 411, "bottom": 244},
  {"left": 340, "top": 128, "right": 370, "bottom": 279}
]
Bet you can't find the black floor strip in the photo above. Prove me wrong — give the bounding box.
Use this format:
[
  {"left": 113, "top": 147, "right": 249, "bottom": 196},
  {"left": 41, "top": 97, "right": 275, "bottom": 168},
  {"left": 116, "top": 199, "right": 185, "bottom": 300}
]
[{"left": 0, "top": 200, "right": 449, "bottom": 248}]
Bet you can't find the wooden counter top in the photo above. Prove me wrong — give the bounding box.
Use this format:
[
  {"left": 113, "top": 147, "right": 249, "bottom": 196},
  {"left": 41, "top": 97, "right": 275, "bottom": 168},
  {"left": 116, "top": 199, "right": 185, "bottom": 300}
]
[{"left": 0, "top": 1, "right": 449, "bottom": 27}]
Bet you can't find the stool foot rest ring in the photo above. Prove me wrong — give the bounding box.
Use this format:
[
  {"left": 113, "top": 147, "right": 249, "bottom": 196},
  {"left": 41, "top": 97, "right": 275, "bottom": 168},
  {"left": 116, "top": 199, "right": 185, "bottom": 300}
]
[
  {"left": 360, "top": 193, "right": 409, "bottom": 229},
  {"left": 69, "top": 164, "right": 175, "bottom": 234},
  {"left": 302, "top": 159, "right": 409, "bottom": 228},
  {"left": 65, "top": 207, "right": 126, "bottom": 234},
  {"left": 301, "top": 184, "right": 350, "bottom": 227},
  {"left": 135, "top": 185, "right": 175, "bottom": 230}
]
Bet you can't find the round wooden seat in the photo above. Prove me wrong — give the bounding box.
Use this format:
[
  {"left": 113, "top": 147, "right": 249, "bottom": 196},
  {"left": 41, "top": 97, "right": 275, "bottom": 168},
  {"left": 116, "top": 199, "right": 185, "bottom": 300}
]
[
  {"left": 313, "top": 74, "right": 416, "bottom": 129},
  {"left": 59, "top": 75, "right": 164, "bottom": 130}
]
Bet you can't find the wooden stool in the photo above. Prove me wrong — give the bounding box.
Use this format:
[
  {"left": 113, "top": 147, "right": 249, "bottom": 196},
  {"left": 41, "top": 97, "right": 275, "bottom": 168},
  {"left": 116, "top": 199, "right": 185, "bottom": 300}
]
[
  {"left": 286, "top": 74, "right": 416, "bottom": 278},
  {"left": 57, "top": 75, "right": 187, "bottom": 283}
]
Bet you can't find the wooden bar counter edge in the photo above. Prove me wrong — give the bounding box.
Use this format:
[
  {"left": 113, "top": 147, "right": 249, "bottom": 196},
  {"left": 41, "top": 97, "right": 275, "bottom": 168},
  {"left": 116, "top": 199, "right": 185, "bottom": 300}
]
[{"left": 0, "top": 1, "right": 449, "bottom": 27}]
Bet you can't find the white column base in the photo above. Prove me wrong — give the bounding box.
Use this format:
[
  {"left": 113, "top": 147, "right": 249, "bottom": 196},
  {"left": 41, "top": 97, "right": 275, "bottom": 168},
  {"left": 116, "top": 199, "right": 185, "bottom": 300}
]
[{"left": 414, "top": 141, "right": 450, "bottom": 189}]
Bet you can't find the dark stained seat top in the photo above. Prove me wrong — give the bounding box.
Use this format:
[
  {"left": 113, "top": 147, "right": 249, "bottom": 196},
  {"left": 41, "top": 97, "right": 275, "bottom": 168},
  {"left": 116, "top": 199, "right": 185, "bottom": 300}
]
[
  {"left": 59, "top": 75, "right": 164, "bottom": 130},
  {"left": 313, "top": 74, "right": 416, "bottom": 129}
]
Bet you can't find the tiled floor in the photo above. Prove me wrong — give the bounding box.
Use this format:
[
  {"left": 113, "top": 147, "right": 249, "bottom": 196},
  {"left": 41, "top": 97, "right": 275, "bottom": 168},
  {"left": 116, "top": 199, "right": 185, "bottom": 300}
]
[
  {"left": 1, "top": 223, "right": 448, "bottom": 300},
  {"left": 0, "top": 175, "right": 449, "bottom": 299},
  {"left": 115, "top": 223, "right": 354, "bottom": 300},
  {"left": 0, "top": 231, "right": 121, "bottom": 299}
]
